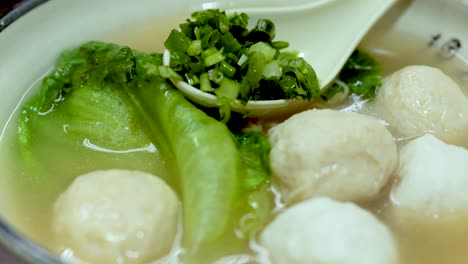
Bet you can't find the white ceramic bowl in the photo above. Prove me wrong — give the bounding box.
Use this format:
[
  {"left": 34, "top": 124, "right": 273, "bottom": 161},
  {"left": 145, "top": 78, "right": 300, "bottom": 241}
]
[{"left": 0, "top": 0, "right": 466, "bottom": 263}]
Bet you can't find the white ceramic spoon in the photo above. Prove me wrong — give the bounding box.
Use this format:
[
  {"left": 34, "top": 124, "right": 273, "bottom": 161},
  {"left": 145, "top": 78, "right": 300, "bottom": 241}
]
[{"left": 164, "top": 0, "right": 397, "bottom": 117}]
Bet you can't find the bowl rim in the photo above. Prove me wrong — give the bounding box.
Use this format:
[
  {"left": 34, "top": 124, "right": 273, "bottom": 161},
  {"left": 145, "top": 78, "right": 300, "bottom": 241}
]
[
  {"left": 0, "top": 0, "right": 48, "bottom": 32},
  {"left": 0, "top": 0, "right": 467, "bottom": 263},
  {"left": 0, "top": 219, "right": 62, "bottom": 264},
  {"left": 1, "top": 1, "right": 62, "bottom": 263}
]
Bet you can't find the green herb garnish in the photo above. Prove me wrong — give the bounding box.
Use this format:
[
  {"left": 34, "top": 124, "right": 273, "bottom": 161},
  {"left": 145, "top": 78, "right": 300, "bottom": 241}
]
[
  {"left": 324, "top": 49, "right": 382, "bottom": 101},
  {"left": 164, "top": 9, "right": 321, "bottom": 102}
]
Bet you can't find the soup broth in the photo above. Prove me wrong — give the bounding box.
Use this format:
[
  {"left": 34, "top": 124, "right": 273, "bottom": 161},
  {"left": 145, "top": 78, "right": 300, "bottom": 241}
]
[
  {"left": 359, "top": 30, "right": 468, "bottom": 264},
  {"left": 0, "top": 20, "right": 468, "bottom": 264}
]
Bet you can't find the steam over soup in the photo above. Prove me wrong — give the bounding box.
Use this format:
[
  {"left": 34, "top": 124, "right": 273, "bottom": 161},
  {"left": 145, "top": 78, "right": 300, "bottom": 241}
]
[{"left": 0, "top": 7, "right": 467, "bottom": 264}]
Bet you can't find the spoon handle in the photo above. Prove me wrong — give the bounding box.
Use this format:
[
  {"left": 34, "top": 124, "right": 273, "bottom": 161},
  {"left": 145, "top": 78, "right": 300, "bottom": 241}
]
[{"left": 188, "top": 0, "right": 334, "bottom": 12}]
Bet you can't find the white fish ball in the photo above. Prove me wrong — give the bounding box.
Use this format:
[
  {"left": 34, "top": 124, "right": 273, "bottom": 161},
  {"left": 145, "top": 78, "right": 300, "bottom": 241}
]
[
  {"left": 391, "top": 134, "right": 468, "bottom": 216},
  {"left": 53, "top": 169, "right": 179, "bottom": 264},
  {"left": 260, "top": 197, "right": 398, "bottom": 264},
  {"left": 371, "top": 65, "right": 468, "bottom": 147},
  {"left": 268, "top": 109, "right": 397, "bottom": 204}
]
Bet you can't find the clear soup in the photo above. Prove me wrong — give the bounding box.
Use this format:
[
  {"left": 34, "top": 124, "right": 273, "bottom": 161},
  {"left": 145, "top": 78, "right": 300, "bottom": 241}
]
[{"left": 0, "top": 18, "right": 467, "bottom": 264}]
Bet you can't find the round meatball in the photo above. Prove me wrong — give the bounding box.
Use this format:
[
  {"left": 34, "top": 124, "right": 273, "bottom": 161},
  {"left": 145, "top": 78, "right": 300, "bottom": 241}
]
[
  {"left": 53, "top": 170, "right": 179, "bottom": 264},
  {"left": 371, "top": 65, "right": 468, "bottom": 147},
  {"left": 259, "top": 197, "right": 398, "bottom": 264},
  {"left": 391, "top": 134, "right": 468, "bottom": 216},
  {"left": 268, "top": 109, "right": 397, "bottom": 204}
]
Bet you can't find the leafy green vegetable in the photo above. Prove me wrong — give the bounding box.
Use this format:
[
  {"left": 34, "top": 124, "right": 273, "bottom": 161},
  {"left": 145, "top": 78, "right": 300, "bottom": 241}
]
[
  {"left": 323, "top": 49, "right": 382, "bottom": 101},
  {"left": 15, "top": 43, "right": 169, "bottom": 230},
  {"left": 17, "top": 42, "right": 158, "bottom": 173},
  {"left": 17, "top": 41, "right": 273, "bottom": 262},
  {"left": 235, "top": 130, "right": 271, "bottom": 191},
  {"left": 131, "top": 81, "right": 273, "bottom": 259},
  {"left": 128, "top": 74, "right": 243, "bottom": 258},
  {"left": 231, "top": 129, "right": 274, "bottom": 244},
  {"left": 165, "top": 9, "right": 321, "bottom": 102}
]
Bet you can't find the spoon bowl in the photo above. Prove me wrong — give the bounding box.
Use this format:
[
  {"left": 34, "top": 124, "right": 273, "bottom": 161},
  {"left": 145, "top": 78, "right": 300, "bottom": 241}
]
[{"left": 164, "top": 0, "right": 397, "bottom": 117}]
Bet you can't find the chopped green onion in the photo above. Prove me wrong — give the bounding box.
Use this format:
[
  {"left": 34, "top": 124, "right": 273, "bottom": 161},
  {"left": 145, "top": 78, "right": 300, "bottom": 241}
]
[
  {"left": 226, "top": 53, "right": 239, "bottom": 63},
  {"left": 221, "top": 32, "right": 242, "bottom": 53},
  {"left": 271, "top": 41, "right": 289, "bottom": 50},
  {"left": 246, "top": 52, "right": 266, "bottom": 89},
  {"left": 219, "top": 61, "right": 236, "bottom": 78},
  {"left": 217, "top": 14, "right": 230, "bottom": 33},
  {"left": 187, "top": 40, "right": 202, "bottom": 56},
  {"left": 237, "top": 54, "right": 249, "bottom": 67},
  {"left": 249, "top": 42, "right": 277, "bottom": 62},
  {"left": 240, "top": 78, "right": 251, "bottom": 102},
  {"left": 215, "top": 77, "right": 241, "bottom": 99},
  {"left": 230, "top": 12, "right": 249, "bottom": 28},
  {"left": 168, "top": 51, "right": 190, "bottom": 71},
  {"left": 189, "top": 60, "right": 205, "bottom": 73},
  {"left": 198, "top": 25, "right": 215, "bottom": 40},
  {"left": 200, "top": 72, "right": 212, "bottom": 92},
  {"left": 164, "top": 9, "right": 323, "bottom": 106},
  {"left": 281, "top": 50, "right": 300, "bottom": 57},
  {"left": 194, "top": 26, "right": 202, "bottom": 40},
  {"left": 208, "top": 68, "right": 224, "bottom": 84},
  {"left": 164, "top": 29, "right": 191, "bottom": 52},
  {"left": 185, "top": 73, "right": 200, "bottom": 86},
  {"left": 202, "top": 47, "right": 218, "bottom": 59},
  {"left": 263, "top": 61, "right": 282, "bottom": 80},
  {"left": 201, "top": 29, "right": 221, "bottom": 49},
  {"left": 204, "top": 48, "right": 225, "bottom": 67},
  {"left": 248, "top": 19, "right": 275, "bottom": 42},
  {"left": 158, "top": 65, "right": 182, "bottom": 79}
]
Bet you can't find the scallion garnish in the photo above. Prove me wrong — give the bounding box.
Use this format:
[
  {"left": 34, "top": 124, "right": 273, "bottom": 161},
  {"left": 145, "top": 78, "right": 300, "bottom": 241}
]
[{"left": 164, "top": 9, "right": 321, "bottom": 103}]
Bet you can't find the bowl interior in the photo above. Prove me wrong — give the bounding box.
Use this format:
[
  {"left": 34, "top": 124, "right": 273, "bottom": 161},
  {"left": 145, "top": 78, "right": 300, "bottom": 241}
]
[{"left": 0, "top": 0, "right": 467, "bottom": 263}]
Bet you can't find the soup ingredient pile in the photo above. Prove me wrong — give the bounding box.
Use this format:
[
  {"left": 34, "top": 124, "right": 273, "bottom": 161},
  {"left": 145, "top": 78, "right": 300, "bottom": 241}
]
[
  {"left": 17, "top": 41, "right": 272, "bottom": 263},
  {"left": 165, "top": 9, "right": 321, "bottom": 102},
  {"left": 17, "top": 7, "right": 461, "bottom": 264}
]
